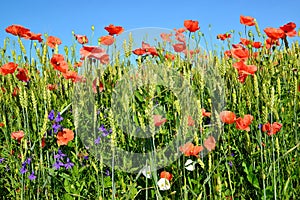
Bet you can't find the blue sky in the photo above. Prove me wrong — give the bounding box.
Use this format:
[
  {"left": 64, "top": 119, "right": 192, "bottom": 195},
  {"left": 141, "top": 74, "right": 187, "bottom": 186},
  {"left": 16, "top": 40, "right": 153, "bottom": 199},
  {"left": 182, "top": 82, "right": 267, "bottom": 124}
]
[{"left": 0, "top": 0, "right": 299, "bottom": 51}]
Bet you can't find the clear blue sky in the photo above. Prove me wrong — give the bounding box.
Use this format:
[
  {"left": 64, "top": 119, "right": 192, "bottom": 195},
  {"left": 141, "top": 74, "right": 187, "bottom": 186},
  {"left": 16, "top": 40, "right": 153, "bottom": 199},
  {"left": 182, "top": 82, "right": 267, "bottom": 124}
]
[{"left": 0, "top": 0, "right": 299, "bottom": 51}]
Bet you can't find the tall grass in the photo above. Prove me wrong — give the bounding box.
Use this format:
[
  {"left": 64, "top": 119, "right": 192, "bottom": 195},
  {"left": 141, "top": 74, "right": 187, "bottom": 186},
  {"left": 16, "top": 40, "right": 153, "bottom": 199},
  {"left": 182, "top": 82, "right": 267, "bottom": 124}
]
[{"left": 0, "top": 20, "right": 299, "bottom": 200}]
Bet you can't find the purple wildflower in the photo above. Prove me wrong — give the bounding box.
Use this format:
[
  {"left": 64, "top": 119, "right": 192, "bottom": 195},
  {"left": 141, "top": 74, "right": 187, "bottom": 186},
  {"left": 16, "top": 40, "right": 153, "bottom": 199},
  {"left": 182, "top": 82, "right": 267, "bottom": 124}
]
[
  {"left": 52, "top": 123, "right": 61, "bottom": 133},
  {"left": 53, "top": 160, "right": 64, "bottom": 170},
  {"left": 94, "top": 136, "right": 101, "bottom": 144},
  {"left": 104, "top": 169, "right": 110, "bottom": 176},
  {"left": 54, "top": 149, "right": 66, "bottom": 160},
  {"left": 20, "top": 165, "right": 27, "bottom": 174},
  {"left": 64, "top": 158, "right": 74, "bottom": 169},
  {"left": 0, "top": 158, "right": 4, "bottom": 164},
  {"left": 228, "top": 161, "right": 233, "bottom": 167},
  {"left": 26, "top": 157, "right": 31, "bottom": 165},
  {"left": 258, "top": 124, "right": 262, "bottom": 130},
  {"left": 28, "top": 171, "right": 36, "bottom": 181},
  {"left": 98, "top": 125, "right": 106, "bottom": 132},
  {"left": 102, "top": 129, "right": 112, "bottom": 137},
  {"left": 83, "top": 156, "right": 89, "bottom": 160},
  {"left": 48, "top": 110, "right": 55, "bottom": 121},
  {"left": 55, "top": 112, "right": 63, "bottom": 123}
]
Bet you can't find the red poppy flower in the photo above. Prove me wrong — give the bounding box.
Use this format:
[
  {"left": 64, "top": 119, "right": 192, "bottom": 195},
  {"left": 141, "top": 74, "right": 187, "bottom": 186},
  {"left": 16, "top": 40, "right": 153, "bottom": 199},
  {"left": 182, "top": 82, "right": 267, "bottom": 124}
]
[
  {"left": 252, "top": 41, "right": 262, "bottom": 49},
  {"left": 183, "top": 49, "right": 200, "bottom": 57},
  {"left": 217, "top": 33, "right": 231, "bottom": 41},
  {"left": 220, "top": 111, "right": 236, "bottom": 124},
  {"left": 46, "top": 36, "right": 62, "bottom": 48},
  {"left": 0, "top": 122, "right": 5, "bottom": 127},
  {"left": 224, "top": 50, "right": 232, "bottom": 58},
  {"left": 253, "top": 52, "right": 259, "bottom": 58},
  {"left": 50, "top": 54, "right": 68, "bottom": 73},
  {"left": 57, "top": 128, "right": 74, "bottom": 146},
  {"left": 133, "top": 48, "right": 146, "bottom": 55},
  {"left": 104, "top": 24, "right": 124, "bottom": 36},
  {"left": 173, "top": 43, "right": 186, "bottom": 53},
  {"left": 146, "top": 47, "right": 158, "bottom": 56},
  {"left": 41, "top": 137, "right": 46, "bottom": 148},
  {"left": 153, "top": 115, "right": 167, "bottom": 127},
  {"left": 23, "top": 31, "right": 43, "bottom": 42},
  {"left": 280, "top": 22, "right": 297, "bottom": 37},
  {"left": 160, "top": 171, "right": 173, "bottom": 181},
  {"left": 141, "top": 42, "right": 158, "bottom": 56},
  {"left": 240, "top": 15, "right": 256, "bottom": 26},
  {"left": 233, "top": 61, "right": 257, "bottom": 74},
  {"left": 184, "top": 20, "right": 200, "bottom": 32},
  {"left": 16, "top": 68, "right": 30, "bottom": 82},
  {"left": 264, "top": 28, "right": 285, "bottom": 40},
  {"left": 233, "top": 61, "right": 257, "bottom": 83},
  {"left": 92, "top": 77, "right": 104, "bottom": 93},
  {"left": 187, "top": 116, "right": 195, "bottom": 126},
  {"left": 262, "top": 122, "right": 282, "bottom": 136},
  {"left": 165, "top": 53, "right": 175, "bottom": 60},
  {"left": 265, "top": 38, "right": 280, "bottom": 49},
  {"left": 175, "top": 31, "right": 185, "bottom": 43},
  {"left": 174, "top": 27, "right": 186, "bottom": 33},
  {"left": 132, "top": 42, "right": 158, "bottom": 56},
  {"left": 179, "top": 142, "right": 203, "bottom": 157},
  {"left": 79, "top": 45, "right": 107, "bottom": 61},
  {"left": 73, "top": 61, "right": 82, "bottom": 68},
  {"left": 99, "top": 54, "right": 110, "bottom": 64},
  {"left": 74, "top": 34, "right": 89, "bottom": 44},
  {"left": 11, "top": 130, "right": 25, "bottom": 142},
  {"left": 240, "top": 38, "right": 251, "bottom": 46},
  {"left": 202, "top": 109, "right": 211, "bottom": 117},
  {"left": 235, "top": 114, "right": 253, "bottom": 132},
  {"left": 160, "top": 33, "right": 172, "bottom": 42},
  {"left": 231, "top": 46, "right": 249, "bottom": 60},
  {"left": 204, "top": 136, "right": 216, "bottom": 151},
  {"left": 62, "top": 71, "right": 83, "bottom": 83},
  {"left": 5, "top": 24, "right": 30, "bottom": 37},
  {"left": 12, "top": 87, "right": 19, "bottom": 97},
  {"left": 0, "top": 62, "right": 18, "bottom": 75},
  {"left": 99, "top": 35, "right": 115, "bottom": 46},
  {"left": 47, "top": 84, "right": 58, "bottom": 91}
]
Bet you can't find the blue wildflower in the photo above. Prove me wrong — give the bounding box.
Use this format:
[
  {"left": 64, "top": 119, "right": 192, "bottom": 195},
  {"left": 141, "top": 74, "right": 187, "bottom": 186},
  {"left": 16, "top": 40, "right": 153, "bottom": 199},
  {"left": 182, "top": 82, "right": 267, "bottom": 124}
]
[
  {"left": 28, "top": 171, "right": 36, "bottom": 181},
  {"left": 48, "top": 110, "right": 55, "bottom": 121},
  {"left": 64, "top": 158, "right": 74, "bottom": 169},
  {"left": 104, "top": 169, "right": 110, "bottom": 176},
  {"left": 98, "top": 125, "right": 106, "bottom": 132},
  {"left": 53, "top": 160, "right": 64, "bottom": 170},
  {"left": 94, "top": 136, "right": 101, "bottom": 144},
  {"left": 55, "top": 112, "right": 63, "bottom": 123},
  {"left": 54, "top": 149, "right": 66, "bottom": 160},
  {"left": 52, "top": 123, "right": 61, "bottom": 133},
  {"left": 26, "top": 157, "right": 31, "bottom": 165},
  {"left": 20, "top": 165, "right": 27, "bottom": 174},
  {"left": 83, "top": 156, "right": 89, "bottom": 160}
]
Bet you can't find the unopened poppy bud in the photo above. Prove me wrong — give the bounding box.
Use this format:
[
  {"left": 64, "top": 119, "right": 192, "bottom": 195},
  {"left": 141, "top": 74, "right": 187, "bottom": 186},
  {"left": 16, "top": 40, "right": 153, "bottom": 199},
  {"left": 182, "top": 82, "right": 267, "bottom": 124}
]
[
  {"left": 91, "top": 25, "right": 95, "bottom": 31},
  {"left": 248, "top": 30, "right": 253, "bottom": 38}
]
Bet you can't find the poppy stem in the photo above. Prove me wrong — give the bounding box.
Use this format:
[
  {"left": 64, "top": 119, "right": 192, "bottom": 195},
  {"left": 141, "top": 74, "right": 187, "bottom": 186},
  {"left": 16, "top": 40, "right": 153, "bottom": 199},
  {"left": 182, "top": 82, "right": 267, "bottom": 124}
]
[{"left": 282, "top": 36, "right": 289, "bottom": 49}]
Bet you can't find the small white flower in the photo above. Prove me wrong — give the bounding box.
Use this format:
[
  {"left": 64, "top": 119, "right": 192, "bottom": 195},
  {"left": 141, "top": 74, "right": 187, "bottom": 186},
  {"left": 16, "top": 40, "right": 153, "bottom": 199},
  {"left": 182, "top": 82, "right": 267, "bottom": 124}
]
[
  {"left": 157, "top": 178, "right": 170, "bottom": 191},
  {"left": 140, "top": 165, "right": 152, "bottom": 179},
  {"left": 185, "top": 159, "right": 196, "bottom": 171}
]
